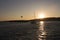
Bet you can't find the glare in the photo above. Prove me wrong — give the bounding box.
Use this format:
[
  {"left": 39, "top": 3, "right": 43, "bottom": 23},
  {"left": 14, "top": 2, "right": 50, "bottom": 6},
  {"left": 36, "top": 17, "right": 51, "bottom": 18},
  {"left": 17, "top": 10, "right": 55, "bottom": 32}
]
[
  {"left": 40, "top": 21, "right": 44, "bottom": 30},
  {"left": 38, "top": 12, "right": 45, "bottom": 19},
  {"left": 40, "top": 21, "right": 44, "bottom": 25},
  {"left": 38, "top": 21, "right": 47, "bottom": 40}
]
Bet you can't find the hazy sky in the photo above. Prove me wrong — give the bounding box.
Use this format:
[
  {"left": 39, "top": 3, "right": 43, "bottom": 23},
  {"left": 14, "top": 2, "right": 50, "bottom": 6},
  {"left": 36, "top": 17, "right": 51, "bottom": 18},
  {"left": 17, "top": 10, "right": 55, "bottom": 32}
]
[{"left": 0, "top": 0, "right": 60, "bottom": 21}]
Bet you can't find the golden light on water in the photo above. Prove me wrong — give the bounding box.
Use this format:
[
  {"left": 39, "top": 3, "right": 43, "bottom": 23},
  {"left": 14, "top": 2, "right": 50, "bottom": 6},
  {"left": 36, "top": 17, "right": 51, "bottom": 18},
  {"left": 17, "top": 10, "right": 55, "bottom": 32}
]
[
  {"left": 38, "top": 21, "right": 47, "bottom": 40},
  {"left": 40, "top": 21, "right": 44, "bottom": 31},
  {"left": 40, "top": 21, "right": 44, "bottom": 25}
]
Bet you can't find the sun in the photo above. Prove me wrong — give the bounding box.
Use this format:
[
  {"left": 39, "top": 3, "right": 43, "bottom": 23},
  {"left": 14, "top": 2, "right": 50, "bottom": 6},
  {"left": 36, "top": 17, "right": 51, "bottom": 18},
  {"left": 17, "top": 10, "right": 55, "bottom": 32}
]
[
  {"left": 38, "top": 12, "right": 45, "bottom": 19},
  {"left": 39, "top": 14, "right": 45, "bottom": 18}
]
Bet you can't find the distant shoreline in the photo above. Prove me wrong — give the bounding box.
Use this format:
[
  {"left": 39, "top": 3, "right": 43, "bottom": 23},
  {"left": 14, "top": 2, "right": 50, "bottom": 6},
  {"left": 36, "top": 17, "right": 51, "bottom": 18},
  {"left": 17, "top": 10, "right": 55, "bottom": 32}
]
[
  {"left": 0, "top": 17, "right": 60, "bottom": 22},
  {"left": 30, "top": 17, "right": 60, "bottom": 21}
]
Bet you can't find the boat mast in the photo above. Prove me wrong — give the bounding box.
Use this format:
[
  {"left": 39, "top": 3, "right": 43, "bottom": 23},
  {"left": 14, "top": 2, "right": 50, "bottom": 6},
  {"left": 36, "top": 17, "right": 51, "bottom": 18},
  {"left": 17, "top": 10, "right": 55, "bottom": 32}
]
[{"left": 34, "top": 12, "right": 36, "bottom": 19}]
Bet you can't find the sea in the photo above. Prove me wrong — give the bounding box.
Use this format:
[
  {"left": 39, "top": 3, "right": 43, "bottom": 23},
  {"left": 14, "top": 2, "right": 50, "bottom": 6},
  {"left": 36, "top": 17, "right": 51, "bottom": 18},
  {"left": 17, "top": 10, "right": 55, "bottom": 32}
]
[
  {"left": 38, "top": 21, "right": 60, "bottom": 40},
  {"left": 0, "top": 21, "right": 60, "bottom": 40}
]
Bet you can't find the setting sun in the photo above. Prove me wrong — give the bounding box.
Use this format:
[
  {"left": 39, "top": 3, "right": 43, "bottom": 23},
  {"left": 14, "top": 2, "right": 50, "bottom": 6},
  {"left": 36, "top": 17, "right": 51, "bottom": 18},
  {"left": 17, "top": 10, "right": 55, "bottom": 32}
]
[{"left": 38, "top": 12, "right": 45, "bottom": 19}]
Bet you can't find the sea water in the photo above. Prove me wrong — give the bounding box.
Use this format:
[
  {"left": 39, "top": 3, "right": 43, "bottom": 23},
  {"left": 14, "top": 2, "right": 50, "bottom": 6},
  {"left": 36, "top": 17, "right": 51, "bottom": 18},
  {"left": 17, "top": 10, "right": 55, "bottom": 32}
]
[
  {"left": 0, "top": 21, "right": 60, "bottom": 40},
  {"left": 38, "top": 21, "right": 60, "bottom": 40}
]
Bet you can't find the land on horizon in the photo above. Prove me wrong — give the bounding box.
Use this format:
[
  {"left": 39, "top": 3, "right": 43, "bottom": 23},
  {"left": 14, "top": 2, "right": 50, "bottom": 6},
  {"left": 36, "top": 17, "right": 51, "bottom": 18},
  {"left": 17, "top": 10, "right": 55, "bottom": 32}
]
[{"left": 0, "top": 17, "right": 60, "bottom": 22}]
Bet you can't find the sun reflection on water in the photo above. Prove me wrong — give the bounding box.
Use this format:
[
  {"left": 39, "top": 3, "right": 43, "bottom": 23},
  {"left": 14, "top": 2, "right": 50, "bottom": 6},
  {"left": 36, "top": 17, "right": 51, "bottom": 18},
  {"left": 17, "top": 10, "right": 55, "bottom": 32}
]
[
  {"left": 38, "top": 21, "right": 47, "bottom": 40},
  {"left": 40, "top": 21, "right": 44, "bottom": 31}
]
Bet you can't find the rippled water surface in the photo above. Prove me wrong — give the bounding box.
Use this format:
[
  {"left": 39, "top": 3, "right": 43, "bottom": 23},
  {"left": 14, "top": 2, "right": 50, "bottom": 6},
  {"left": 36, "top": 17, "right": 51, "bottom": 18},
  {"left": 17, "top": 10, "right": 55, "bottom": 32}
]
[
  {"left": 0, "top": 21, "right": 60, "bottom": 40},
  {"left": 38, "top": 21, "right": 60, "bottom": 40}
]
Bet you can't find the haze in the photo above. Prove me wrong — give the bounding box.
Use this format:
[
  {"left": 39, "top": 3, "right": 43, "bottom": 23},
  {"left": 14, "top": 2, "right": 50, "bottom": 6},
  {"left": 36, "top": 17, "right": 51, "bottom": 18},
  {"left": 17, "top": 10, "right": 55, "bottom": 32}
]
[{"left": 0, "top": 0, "right": 60, "bottom": 21}]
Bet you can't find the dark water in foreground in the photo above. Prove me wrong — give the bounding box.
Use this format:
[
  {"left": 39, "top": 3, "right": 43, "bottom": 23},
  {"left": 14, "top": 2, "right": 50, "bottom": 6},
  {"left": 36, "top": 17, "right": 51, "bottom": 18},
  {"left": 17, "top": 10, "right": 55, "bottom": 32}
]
[
  {"left": 39, "top": 21, "right": 60, "bottom": 40},
  {"left": 0, "top": 21, "right": 60, "bottom": 40}
]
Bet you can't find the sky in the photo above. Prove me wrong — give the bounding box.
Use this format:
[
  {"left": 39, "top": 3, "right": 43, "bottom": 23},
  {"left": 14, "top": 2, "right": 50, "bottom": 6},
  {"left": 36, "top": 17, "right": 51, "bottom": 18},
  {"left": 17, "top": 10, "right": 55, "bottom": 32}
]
[{"left": 0, "top": 0, "right": 60, "bottom": 21}]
